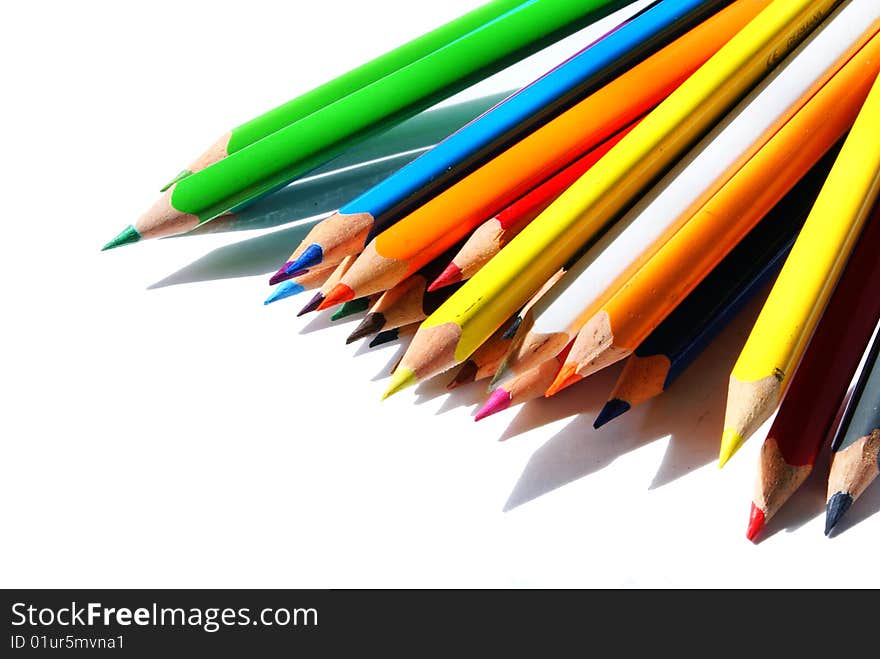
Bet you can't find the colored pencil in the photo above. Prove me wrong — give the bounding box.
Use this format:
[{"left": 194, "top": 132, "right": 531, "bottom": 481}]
[
  {"left": 331, "top": 296, "right": 379, "bottom": 323},
  {"left": 105, "top": 0, "right": 634, "bottom": 250},
  {"left": 447, "top": 323, "right": 516, "bottom": 390},
  {"left": 263, "top": 264, "right": 337, "bottom": 306},
  {"left": 501, "top": 0, "right": 879, "bottom": 387},
  {"left": 549, "top": 20, "right": 880, "bottom": 397},
  {"left": 318, "top": 115, "right": 635, "bottom": 307},
  {"left": 826, "top": 321, "right": 880, "bottom": 536},
  {"left": 747, "top": 202, "right": 880, "bottom": 541},
  {"left": 369, "top": 324, "right": 418, "bottom": 349},
  {"left": 297, "top": 255, "right": 357, "bottom": 316},
  {"left": 476, "top": 343, "right": 573, "bottom": 421},
  {"left": 428, "top": 118, "right": 640, "bottom": 291},
  {"left": 273, "top": 0, "right": 755, "bottom": 281},
  {"left": 719, "top": 70, "right": 880, "bottom": 468},
  {"left": 502, "top": 268, "right": 570, "bottom": 341},
  {"left": 385, "top": 0, "right": 841, "bottom": 400},
  {"left": 159, "top": 0, "right": 539, "bottom": 190},
  {"left": 347, "top": 262, "right": 464, "bottom": 344},
  {"left": 596, "top": 149, "right": 841, "bottom": 428}
]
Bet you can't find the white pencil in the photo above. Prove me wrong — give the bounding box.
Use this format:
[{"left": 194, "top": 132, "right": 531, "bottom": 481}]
[{"left": 494, "top": 0, "right": 880, "bottom": 383}]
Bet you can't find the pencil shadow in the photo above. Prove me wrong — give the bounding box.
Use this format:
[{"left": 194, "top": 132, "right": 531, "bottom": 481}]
[
  {"left": 503, "top": 290, "right": 770, "bottom": 512},
  {"left": 498, "top": 365, "right": 622, "bottom": 443},
  {"left": 435, "top": 381, "right": 491, "bottom": 416},
  {"left": 148, "top": 221, "right": 322, "bottom": 288},
  {"left": 298, "top": 311, "right": 338, "bottom": 335},
  {"left": 179, "top": 90, "right": 512, "bottom": 236},
  {"left": 647, "top": 293, "right": 766, "bottom": 489},
  {"left": 370, "top": 338, "right": 414, "bottom": 382},
  {"left": 148, "top": 90, "right": 513, "bottom": 289},
  {"left": 185, "top": 151, "right": 422, "bottom": 237}
]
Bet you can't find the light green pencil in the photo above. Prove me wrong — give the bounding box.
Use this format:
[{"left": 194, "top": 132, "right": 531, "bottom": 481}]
[{"left": 103, "top": 0, "right": 626, "bottom": 250}]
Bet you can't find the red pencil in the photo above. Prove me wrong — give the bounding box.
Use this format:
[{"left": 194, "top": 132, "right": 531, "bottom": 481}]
[
  {"left": 429, "top": 120, "right": 639, "bottom": 291},
  {"left": 747, "top": 200, "right": 880, "bottom": 542}
]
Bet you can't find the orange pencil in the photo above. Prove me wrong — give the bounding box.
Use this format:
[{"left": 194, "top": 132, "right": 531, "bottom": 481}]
[
  {"left": 297, "top": 255, "right": 358, "bottom": 316},
  {"left": 546, "top": 29, "right": 880, "bottom": 396},
  {"left": 429, "top": 119, "right": 638, "bottom": 291},
  {"left": 313, "top": 0, "right": 771, "bottom": 309}
]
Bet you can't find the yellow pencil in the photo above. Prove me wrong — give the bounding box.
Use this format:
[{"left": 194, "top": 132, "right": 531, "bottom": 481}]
[
  {"left": 384, "top": 0, "right": 841, "bottom": 398},
  {"left": 719, "top": 70, "right": 880, "bottom": 467}
]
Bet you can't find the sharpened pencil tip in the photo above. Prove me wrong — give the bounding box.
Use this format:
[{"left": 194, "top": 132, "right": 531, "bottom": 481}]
[
  {"left": 369, "top": 329, "right": 400, "bottom": 348},
  {"left": 825, "top": 492, "right": 853, "bottom": 536},
  {"left": 332, "top": 297, "right": 370, "bottom": 322},
  {"left": 102, "top": 225, "right": 141, "bottom": 251},
  {"left": 719, "top": 427, "right": 745, "bottom": 468},
  {"left": 502, "top": 316, "right": 523, "bottom": 340},
  {"left": 319, "top": 283, "right": 355, "bottom": 311},
  {"left": 159, "top": 169, "right": 192, "bottom": 193},
  {"left": 545, "top": 364, "right": 580, "bottom": 397},
  {"left": 475, "top": 388, "right": 512, "bottom": 421},
  {"left": 297, "top": 293, "right": 324, "bottom": 317},
  {"left": 346, "top": 313, "right": 385, "bottom": 344},
  {"left": 746, "top": 503, "right": 765, "bottom": 543},
  {"left": 383, "top": 367, "right": 417, "bottom": 400},
  {"left": 489, "top": 360, "right": 511, "bottom": 389},
  {"left": 594, "top": 399, "right": 631, "bottom": 429},
  {"left": 284, "top": 244, "right": 324, "bottom": 277},
  {"left": 269, "top": 263, "right": 296, "bottom": 286},
  {"left": 428, "top": 263, "right": 462, "bottom": 292},
  {"left": 264, "top": 281, "right": 304, "bottom": 305}
]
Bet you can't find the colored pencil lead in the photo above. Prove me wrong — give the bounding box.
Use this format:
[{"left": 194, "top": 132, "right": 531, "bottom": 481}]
[
  {"left": 746, "top": 503, "right": 765, "bottom": 543},
  {"left": 428, "top": 263, "right": 463, "bottom": 292},
  {"left": 332, "top": 297, "right": 371, "bottom": 322},
  {"left": 283, "top": 244, "right": 325, "bottom": 278},
  {"left": 545, "top": 364, "right": 581, "bottom": 397},
  {"left": 447, "top": 361, "right": 478, "bottom": 391},
  {"left": 489, "top": 361, "right": 511, "bottom": 389},
  {"left": 159, "top": 170, "right": 190, "bottom": 193},
  {"left": 719, "top": 428, "right": 744, "bottom": 469},
  {"left": 102, "top": 225, "right": 141, "bottom": 251},
  {"left": 594, "top": 399, "right": 631, "bottom": 429},
  {"left": 503, "top": 316, "right": 523, "bottom": 341},
  {"left": 383, "top": 367, "right": 417, "bottom": 400},
  {"left": 346, "top": 313, "right": 385, "bottom": 344},
  {"left": 264, "top": 281, "right": 304, "bottom": 306},
  {"left": 269, "top": 264, "right": 295, "bottom": 286},
  {"left": 369, "top": 329, "right": 401, "bottom": 349},
  {"left": 319, "top": 284, "right": 355, "bottom": 310},
  {"left": 297, "top": 293, "right": 325, "bottom": 317},
  {"left": 824, "top": 493, "right": 853, "bottom": 536},
  {"left": 475, "top": 389, "right": 512, "bottom": 422}
]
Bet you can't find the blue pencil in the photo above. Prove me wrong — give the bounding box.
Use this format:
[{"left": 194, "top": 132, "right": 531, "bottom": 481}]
[
  {"left": 271, "top": 0, "right": 733, "bottom": 282},
  {"left": 594, "top": 147, "right": 839, "bottom": 429}
]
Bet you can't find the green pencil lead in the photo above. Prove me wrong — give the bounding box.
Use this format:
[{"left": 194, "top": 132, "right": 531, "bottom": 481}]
[
  {"left": 159, "top": 169, "right": 192, "bottom": 193},
  {"left": 102, "top": 225, "right": 142, "bottom": 251}
]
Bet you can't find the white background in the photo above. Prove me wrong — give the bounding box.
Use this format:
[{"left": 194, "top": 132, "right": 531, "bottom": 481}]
[{"left": 1, "top": 0, "right": 877, "bottom": 588}]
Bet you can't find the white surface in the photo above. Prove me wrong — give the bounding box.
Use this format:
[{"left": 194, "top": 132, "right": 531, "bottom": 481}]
[{"left": 1, "top": 0, "right": 877, "bottom": 589}]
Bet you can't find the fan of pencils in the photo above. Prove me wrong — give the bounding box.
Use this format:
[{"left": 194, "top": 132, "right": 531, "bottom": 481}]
[{"left": 105, "top": 0, "right": 880, "bottom": 541}]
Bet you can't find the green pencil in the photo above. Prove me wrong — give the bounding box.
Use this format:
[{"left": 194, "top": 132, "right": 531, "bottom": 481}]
[
  {"left": 104, "top": 0, "right": 626, "bottom": 250},
  {"left": 159, "top": 0, "right": 532, "bottom": 192}
]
